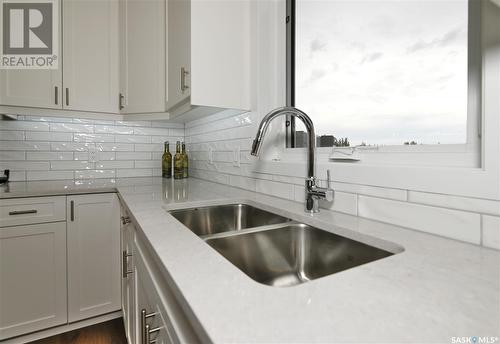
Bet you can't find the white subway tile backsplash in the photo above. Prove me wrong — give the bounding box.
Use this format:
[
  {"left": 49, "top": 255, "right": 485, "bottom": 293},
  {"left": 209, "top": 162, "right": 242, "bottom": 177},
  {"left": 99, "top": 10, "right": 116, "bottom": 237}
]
[
  {"left": 95, "top": 125, "right": 134, "bottom": 135},
  {"left": 27, "top": 152, "right": 73, "bottom": 161},
  {"left": 169, "top": 128, "right": 185, "bottom": 137},
  {"left": 96, "top": 161, "right": 134, "bottom": 169},
  {"left": 75, "top": 169, "right": 116, "bottom": 179},
  {"left": 0, "top": 151, "right": 25, "bottom": 160},
  {"left": 150, "top": 136, "right": 178, "bottom": 144},
  {"left": 134, "top": 160, "right": 160, "bottom": 168},
  {"left": 115, "top": 135, "right": 151, "bottom": 143},
  {"left": 73, "top": 133, "right": 115, "bottom": 143},
  {"left": 0, "top": 130, "right": 24, "bottom": 140},
  {"left": 333, "top": 182, "right": 408, "bottom": 201},
  {"left": 96, "top": 143, "right": 134, "bottom": 152},
  {"left": 1, "top": 141, "right": 50, "bottom": 151},
  {"left": 9, "top": 171, "right": 26, "bottom": 181},
  {"left": 27, "top": 170, "right": 74, "bottom": 181},
  {"left": 185, "top": 109, "right": 496, "bottom": 249},
  {"left": 0, "top": 121, "right": 49, "bottom": 131},
  {"left": 0, "top": 116, "right": 184, "bottom": 183},
  {"left": 256, "top": 179, "right": 295, "bottom": 201},
  {"left": 26, "top": 131, "right": 73, "bottom": 142},
  {"left": 50, "top": 123, "right": 94, "bottom": 133},
  {"left": 133, "top": 127, "right": 170, "bottom": 136},
  {"left": 229, "top": 175, "right": 256, "bottom": 191},
  {"left": 115, "top": 120, "right": 152, "bottom": 127},
  {"left": 51, "top": 142, "right": 92, "bottom": 151},
  {"left": 358, "top": 195, "right": 481, "bottom": 244},
  {"left": 409, "top": 191, "right": 500, "bottom": 216},
  {"left": 25, "top": 116, "right": 73, "bottom": 123},
  {"left": 135, "top": 143, "right": 162, "bottom": 152},
  {"left": 0, "top": 161, "right": 49, "bottom": 171},
  {"left": 51, "top": 160, "right": 94, "bottom": 170},
  {"left": 116, "top": 169, "right": 153, "bottom": 178},
  {"left": 116, "top": 152, "right": 152, "bottom": 160},
  {"left": 482, "top": 215, "right": 500, "bottom": 250},
  {"left": 97, "top": 152, "right": 116, "bottom": 161}
]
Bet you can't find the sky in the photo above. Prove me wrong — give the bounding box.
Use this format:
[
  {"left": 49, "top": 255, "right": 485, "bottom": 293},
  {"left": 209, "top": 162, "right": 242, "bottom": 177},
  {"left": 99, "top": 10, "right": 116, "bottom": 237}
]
[{"left": 294, "top": 0, "right": 469, "bottom": 146}]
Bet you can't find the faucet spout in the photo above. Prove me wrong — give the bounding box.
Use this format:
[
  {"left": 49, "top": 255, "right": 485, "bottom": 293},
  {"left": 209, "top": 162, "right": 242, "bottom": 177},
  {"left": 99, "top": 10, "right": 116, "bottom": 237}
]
[
  {"left": 251, "top": 107, "right": 316, "bottom": 178},
  {"left": 251, "top": 107, "right": 334, "bottom": 213}
]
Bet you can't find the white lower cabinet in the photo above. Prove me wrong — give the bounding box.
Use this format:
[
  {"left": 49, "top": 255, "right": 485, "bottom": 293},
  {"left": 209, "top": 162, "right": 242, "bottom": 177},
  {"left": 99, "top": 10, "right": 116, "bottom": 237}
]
[
  {"left": 0, "top": 222, "right": 67, "bottom": 340},
  {"left": 122, "top": 216, "right": 136, "bottom": 344},
  {"left": 122, "top": 215, "right": 202, "bottom": 344},
  {"left": 0, "top": 193, "right": 121, "bottom": 341},
  {"left": 67, "top": 193, "right": 121, "bottom": 322}
]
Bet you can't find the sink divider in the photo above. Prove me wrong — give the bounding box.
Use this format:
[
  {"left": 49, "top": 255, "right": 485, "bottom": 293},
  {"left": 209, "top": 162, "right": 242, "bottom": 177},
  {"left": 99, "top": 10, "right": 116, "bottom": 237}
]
[{"left": 200, "top": 221, "right": 301, "bottom": 241}]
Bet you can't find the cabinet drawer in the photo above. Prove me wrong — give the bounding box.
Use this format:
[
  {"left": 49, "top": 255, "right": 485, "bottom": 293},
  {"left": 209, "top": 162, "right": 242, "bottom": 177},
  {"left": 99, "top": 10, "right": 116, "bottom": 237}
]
[{"left": 0, "top": 196, "right": 66, "bottom": 227}]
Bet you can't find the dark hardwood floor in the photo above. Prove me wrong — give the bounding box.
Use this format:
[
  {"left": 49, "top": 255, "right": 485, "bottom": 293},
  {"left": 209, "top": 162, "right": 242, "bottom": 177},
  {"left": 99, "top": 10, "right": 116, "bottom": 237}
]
[{"left": 28, "top": 318, "right": 127, "bottom": 344}]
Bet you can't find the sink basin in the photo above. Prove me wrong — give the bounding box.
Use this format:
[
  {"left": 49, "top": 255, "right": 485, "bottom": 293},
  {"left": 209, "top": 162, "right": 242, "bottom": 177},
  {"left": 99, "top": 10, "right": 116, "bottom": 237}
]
[
  {"left": 169, "top": 204, "right": 291, "bottom": 236},
  {"left": 206, "top": 224, "right": 394, "bottom": 287}
]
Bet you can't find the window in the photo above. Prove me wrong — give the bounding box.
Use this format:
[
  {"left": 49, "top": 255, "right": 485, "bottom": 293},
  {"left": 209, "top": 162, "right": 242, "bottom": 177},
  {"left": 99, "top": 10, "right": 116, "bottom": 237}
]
[{"left": 287, "top": 0, "right": 481, "bottom": 149}]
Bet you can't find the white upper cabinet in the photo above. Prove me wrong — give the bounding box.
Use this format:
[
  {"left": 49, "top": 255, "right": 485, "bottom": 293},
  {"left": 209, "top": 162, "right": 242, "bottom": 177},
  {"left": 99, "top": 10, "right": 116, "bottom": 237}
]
[
  {"left": 119, "top": 0, "right": 166, "bottom": 114},
  {"left": 0, "top": 0, "right": 62, "bottom": 110},
  {"left": 166, "top": 0, "right": 253, "bottom": 119},
  {"left": 0, "top": 69, "right": 62, "bottom": 109},
  {"left": 190, "top": 0, "right": 251, "bottom": 111},
  {"left": 0, "top": 0, "right": 253, "bottom": 119},
  {"left": 63, "top": 0, "right": 119, "bottom": 113},
  {"left": 166, "top": 0, "right": 191, "bottom": 111}
]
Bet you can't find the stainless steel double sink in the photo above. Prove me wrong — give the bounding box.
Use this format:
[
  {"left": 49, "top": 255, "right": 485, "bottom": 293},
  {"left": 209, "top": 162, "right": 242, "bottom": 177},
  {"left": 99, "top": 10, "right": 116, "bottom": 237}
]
[{"left": 169, "top": 204, "right": 395, "bottom": 287}]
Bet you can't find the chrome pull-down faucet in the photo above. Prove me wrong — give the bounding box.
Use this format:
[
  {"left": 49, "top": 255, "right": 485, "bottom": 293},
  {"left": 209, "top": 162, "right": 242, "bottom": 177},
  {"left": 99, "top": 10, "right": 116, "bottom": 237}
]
[{"left": 250, "top": 106, "right": 334, "bottom": 213}]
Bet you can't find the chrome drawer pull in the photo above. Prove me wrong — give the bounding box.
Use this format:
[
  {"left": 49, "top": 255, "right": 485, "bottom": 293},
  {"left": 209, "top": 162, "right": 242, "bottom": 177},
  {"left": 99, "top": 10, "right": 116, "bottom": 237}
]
[
  {"left": 9, "top": 209, "right": 37, "bottom": 216},
  {"left": 121, "top": 216, "right": 131, "bottom": 225},
  {"left": 145, "top": 324, "right": 161, "bottom": 344},
  {"left": 141, "top": 309, "right": 158, "bottom": 344}
]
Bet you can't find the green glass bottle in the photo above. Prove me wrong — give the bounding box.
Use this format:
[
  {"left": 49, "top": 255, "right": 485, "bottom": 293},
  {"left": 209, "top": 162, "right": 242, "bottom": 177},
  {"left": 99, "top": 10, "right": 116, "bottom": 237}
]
[
  {"left": 173, "top": 141, "right": 183, "bottom": 179},
  {"left": 162, "top": 141, "right": 172, "bottom": 178},
  {"left": 181, "top": 142, "right": 188, "bottom": 178}
]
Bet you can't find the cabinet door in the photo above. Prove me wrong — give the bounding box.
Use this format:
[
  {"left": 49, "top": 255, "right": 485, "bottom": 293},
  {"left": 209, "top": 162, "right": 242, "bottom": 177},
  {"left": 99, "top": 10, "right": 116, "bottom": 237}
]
[
  {"left": 134, "top": 243, "right": 174, "bottom": 344},
  {"left": 190, "top": 0, "right": 251, "bottom": 110},
  {"left": 0, "top": 0, "right": 62, "bottom": 109},
  {"left": 63, "top": 0, "right": 119, "bottom": 113},
  {"left": 121, "top": 218, "right": 136, "bottom": 344},
  {"left": 0, "top": 70, "right": 62, "bottom": 109},
  {"left": 120, "top": 0, "right": 166, "bottom": 114},
  {"left": 67, "top": 193, "right": 121, "bottom": 322},
  {"left": 166, "top": 0, "right": 190, "bottom": 111},
  {"left": 0, "top": 222, "right": 67, "bottom": 340}
]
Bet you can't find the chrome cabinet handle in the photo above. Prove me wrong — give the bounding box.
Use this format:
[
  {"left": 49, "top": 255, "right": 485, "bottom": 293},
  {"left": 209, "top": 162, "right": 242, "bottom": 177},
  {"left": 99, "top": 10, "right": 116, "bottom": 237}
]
[
  {"left": 9, "top": 209, "right": 37, "bottom": 216},
  {"left": 122, "top": 250, "right": 133, "bottom": 278},
  {"left": 181, "top": 67, "right": 189, "bottom": 92},
  {"left": 119, "top": 93, "right": 125, "bottom": 110},
  {"left": 145, "top": 324, "right": 161, "bottom": 344},
  {"left": 55, "top": 86, "right": 58, "bottom": 105},
  {"left": 141, "top": 309, "right": 157, "bottom": 344},
  {"left": 121, "top": 216, "right": 131, "bottom": 225},
  {"left": 70, "top": 200, "right": 74, "bottom": 221},
  {"left": 65, "top": 88, "right": 69, "bottom": 106}
]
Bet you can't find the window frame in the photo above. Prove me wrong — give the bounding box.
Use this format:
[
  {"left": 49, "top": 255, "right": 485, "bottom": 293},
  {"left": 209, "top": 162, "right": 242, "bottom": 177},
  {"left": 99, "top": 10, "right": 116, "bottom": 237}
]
[{"left": 285, "top": 0, "right": 482, "bottom": 168}]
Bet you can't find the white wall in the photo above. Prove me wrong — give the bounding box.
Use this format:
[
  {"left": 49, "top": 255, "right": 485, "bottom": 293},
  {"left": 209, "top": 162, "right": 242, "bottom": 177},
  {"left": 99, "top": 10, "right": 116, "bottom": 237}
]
[
  {"left": 185, "top": 109, "right": 500, "bottom": 251},
  {"left": 0, "top": 116, "right": 184, "bottom": 181}
]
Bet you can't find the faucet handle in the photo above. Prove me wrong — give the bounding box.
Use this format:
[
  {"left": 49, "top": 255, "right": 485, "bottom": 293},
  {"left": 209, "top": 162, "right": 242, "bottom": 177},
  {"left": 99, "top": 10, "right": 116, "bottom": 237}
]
[{"left": 325, "top": 169, "right": 334, "bottom": 202}]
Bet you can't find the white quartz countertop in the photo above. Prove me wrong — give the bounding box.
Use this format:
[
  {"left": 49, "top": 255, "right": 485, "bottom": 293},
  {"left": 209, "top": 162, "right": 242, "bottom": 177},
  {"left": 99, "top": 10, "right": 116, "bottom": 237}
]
[{"left": 2, "top": 177, "right": 499, "bottom": 342}]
